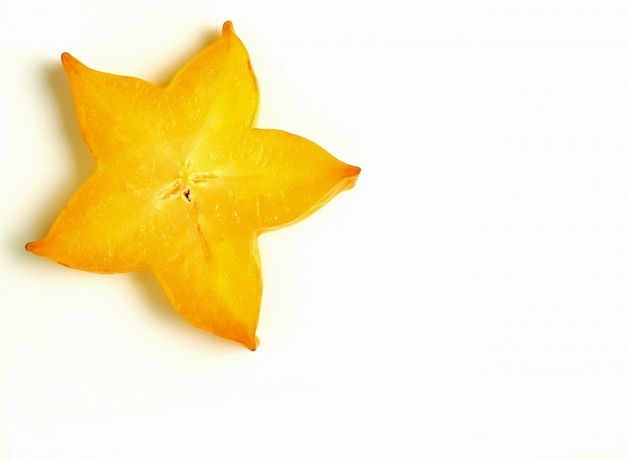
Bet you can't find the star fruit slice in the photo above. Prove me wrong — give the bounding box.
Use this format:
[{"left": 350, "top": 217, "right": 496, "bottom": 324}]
[{"left": 26, "top": 21, "right": 360, "bottom": 350}]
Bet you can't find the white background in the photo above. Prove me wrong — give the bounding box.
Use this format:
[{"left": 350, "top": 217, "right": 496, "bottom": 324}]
[{"left": 2, "top": 1, "right": 626, "bottom": 459}]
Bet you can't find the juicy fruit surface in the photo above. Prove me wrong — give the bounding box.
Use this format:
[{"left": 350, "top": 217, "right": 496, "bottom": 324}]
[{"left": 26, "top": 21, "right": 360, "bottom": 350}]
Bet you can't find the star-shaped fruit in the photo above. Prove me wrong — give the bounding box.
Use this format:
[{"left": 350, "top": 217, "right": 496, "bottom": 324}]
[{"left": 26, "top": 21, "right": 360, "bottom": 350}]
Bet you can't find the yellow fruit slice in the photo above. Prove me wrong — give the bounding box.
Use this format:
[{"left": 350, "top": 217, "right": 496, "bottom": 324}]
[{"left": 26, "top": 21, "right": 360, "bottom": 350}]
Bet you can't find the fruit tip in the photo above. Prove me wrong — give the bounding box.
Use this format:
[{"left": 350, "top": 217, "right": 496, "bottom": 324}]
[
  {"left": 245, "top": 335, "right": 259, "bottom": 351},
  {"left": 339, "top": 164, "right": 361, "bottom": 191},
  {"left": 222, "top": 21, "right": 235, "bottom": 36},
  {"left": 344, "top": 164, "right": 361, "bottom": 180},
  {"left": 60, "top": 52, "right": 78, "bottom": 72},
  {"left": 25, "top": 240, "right": 39, "bottom": 255}
]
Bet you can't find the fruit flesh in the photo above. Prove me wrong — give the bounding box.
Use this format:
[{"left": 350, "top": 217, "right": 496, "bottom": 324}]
[{"left": 26, "top": 21, "right": 360, "bottom": 349}]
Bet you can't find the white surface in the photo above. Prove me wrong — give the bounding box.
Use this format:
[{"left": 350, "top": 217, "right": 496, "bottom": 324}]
[{"left": 2, "top": 1, "right": 626, "bottom": 459}]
